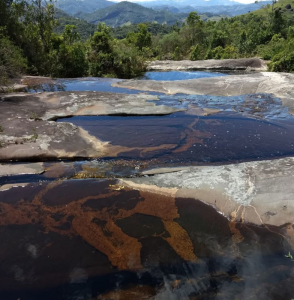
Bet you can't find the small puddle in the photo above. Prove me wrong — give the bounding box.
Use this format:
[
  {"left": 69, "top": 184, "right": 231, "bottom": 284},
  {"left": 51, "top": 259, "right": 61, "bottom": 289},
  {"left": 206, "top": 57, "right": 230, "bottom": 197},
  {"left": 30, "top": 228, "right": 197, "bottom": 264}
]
[
  {"left": 58, "top": 111, "right": 294, "bottom": 164},
  {"left": 0, "top": 179, "right": 293, "bottom": 300}
]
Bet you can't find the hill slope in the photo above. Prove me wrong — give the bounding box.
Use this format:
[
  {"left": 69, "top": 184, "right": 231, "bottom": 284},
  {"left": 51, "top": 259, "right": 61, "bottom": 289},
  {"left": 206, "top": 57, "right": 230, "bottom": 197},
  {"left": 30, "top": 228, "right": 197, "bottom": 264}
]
[
  {"left": 245, "top": 0, "right": 294, "bottom": 18},
  {"left": 148, "top": 2, "right": 272, "bottom": 16},
  {"left": 77, "top": 1, "right": 183, "bottom": 27},
  {"left": 193, "top": 2, "right": 271, "bottom": 16},
  {"left": 54, "top": 9, "right": 96, "bottom": 40},
  {"left": 55, "top": 0, "right": 114, "bottom": 16},
  {"left": 134, "top": 0, "right": 240, "bottom": 7}
]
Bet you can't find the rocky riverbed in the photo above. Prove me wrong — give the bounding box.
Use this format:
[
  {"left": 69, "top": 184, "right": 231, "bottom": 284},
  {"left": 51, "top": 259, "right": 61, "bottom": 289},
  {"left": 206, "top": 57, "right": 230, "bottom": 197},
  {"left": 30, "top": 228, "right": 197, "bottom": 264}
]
[{"left": 1, "top": 59, "right": 294, "bottom": 300}]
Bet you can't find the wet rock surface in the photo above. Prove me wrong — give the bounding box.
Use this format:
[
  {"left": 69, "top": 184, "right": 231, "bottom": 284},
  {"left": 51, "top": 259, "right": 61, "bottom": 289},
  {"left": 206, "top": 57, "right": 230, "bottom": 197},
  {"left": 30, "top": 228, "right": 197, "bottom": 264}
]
[
  {"left": 0, "top": 76, "right": 56, "bottom": 92},
  {"left": 1, "top": 88, "right": 294, "bottom": 161},
  {"left": 120, "top": 156, "right": 294, "bottom": 227},
  {"left": 0, "top": 92, "right": 182, "bottom": 161},
  {"left": 1, "top": 68, "right": 294, "bottom": 299},
  {"left": 112, "top": 72, "right": 294, "bottom": 113},
  {"left": 0, "top": 163, "right": 44, "bottom": 176}
]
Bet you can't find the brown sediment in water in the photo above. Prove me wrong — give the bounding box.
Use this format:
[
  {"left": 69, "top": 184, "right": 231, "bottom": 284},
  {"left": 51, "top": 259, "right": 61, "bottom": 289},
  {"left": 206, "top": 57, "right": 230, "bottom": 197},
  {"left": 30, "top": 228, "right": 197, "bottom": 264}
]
[
  {"left": 96, "top": 285, "right": 158, "bottom": 300},
  {"left": 0, "top": 180, "right": 196, "bottom": 270},
  {"left": 162, "top": 220, "right": 197, "bottom": 261},
  {"left": 0, "top": 179, "right": 294, "bottom": 299},
  {"left": 173, "top": 118, "right": 211, "bottom": 153}
]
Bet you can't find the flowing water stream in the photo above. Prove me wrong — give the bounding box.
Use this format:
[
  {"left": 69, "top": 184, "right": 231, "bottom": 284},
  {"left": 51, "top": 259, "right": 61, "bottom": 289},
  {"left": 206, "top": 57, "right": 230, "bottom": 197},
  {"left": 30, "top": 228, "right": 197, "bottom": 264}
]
[{"left": 1, "top": 71, "right": 294, "bottom": 300}]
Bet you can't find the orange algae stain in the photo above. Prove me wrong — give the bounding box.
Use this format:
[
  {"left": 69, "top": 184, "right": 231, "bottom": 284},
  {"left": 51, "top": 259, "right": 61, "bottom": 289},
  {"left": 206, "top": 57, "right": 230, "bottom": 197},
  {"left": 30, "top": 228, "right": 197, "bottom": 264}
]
[
  {"left": 172, "top": 279, "right": 181, "bottom": 290},
  {"left": 72, "top": 214, "right": 142, "bottom": 270},
  {"left": 229, "top": 209, "right": 244, "bottom": 244},
  {"left": 228, "top": 221, "right": 244, "bottom": 244},
  {"left": 132, "top": 191, "right": 179, "bottom": 220},
  {"left": 97, "top": 285, "right": 157, "bottom": 300},
  {"left": 163, "top": 220, "right": 197, "bottom": 261},
  {"left": 0, "top": 201, "right": 38, "bottom": 226},
  {"left": 173, "top": 118, "right": 211, "bottom": 153},
  {"left": 0, "top": 180, "right": 197, "bottom": 270}
]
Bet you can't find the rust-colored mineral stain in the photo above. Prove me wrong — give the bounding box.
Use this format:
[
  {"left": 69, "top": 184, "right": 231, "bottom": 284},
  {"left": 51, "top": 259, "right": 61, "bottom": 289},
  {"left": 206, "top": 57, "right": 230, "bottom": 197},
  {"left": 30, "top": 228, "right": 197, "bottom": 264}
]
[
  {"left": 163, "top": 220, "right": 197, "bottom": 261},
  {"left": 132, "top": 191, "right": 179, "bottom": 220},
  {"left": 72, "top": 214, "right": 142, "bottom": 270},
  {"left": 173, "top": 118, "right": 211, "bottom": 153},
  {"left": 97, "top": 285, "right": 157, "bottom": 300},
  {"left": 228, "top": 221, "right": 245, "bottom": 244},
  {"left": 229, "top": 208, "right": 245, "bottom": 244},
  {"left": 0, "top": 180, "right": 197, "bottom": 271}
]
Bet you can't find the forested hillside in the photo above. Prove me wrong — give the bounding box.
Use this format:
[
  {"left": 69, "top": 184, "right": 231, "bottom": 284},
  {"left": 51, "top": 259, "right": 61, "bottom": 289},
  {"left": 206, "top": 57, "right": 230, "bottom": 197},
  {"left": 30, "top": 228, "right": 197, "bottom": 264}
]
[
  {"left": 54, "top": 9, "right": 96, "bottom": 40},
  {"left": 55, "top": 0, "right": 114, "bottom": 16},
  {"left": 75, "top": 1, "right": 229, "bottom": 27},
  {"left": 148, "top": 1, "right": 271, "bottom": 16},
  {"left": 53, "top": 7, "right": 227, "bottom": 40},
  {"left": 76, "top": 1, "right": 183, "bottom": 27},
  {"left": 1, "top": 0, "right": 294, "bottom": 85}
]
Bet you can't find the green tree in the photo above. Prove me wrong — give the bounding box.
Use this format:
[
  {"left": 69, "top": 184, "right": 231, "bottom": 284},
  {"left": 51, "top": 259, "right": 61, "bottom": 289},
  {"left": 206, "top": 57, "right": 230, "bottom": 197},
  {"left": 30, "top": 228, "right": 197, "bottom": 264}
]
[
  {"left": 54, "top": 25, "right": 87, "bottom": 77},
  {"left": 136, "top": 24, "right": 152, "bottom": 50},
  {"left": 271, "top": 9, "right": 285, "bottom": 35},
  {"left": 238, "top": 31, "right": 248, "bottom": 55},
  {"left": 63, "top": 25, "right": 80, "bottom": 45},
  {"left": 187, "top": 12, "right": 200, "bottom": 28},
  {"left": 190, "top": 44, "right": 200, "bottom": 60},
  {"left": 0, "top": 34, "right": 27, "bottom": 86},
  {"left": 126, "top": 23, "right": 152, "bottom": 50},
  {"left": 172, "top": 46, "right": 181, "bottom": 60},
  {"left": 187, "top": 11, "right": 201, "bottom": 44},
  {"left": 113, "top": 39, "right": 146, "bottom": 78},
  {"left": 88, "top": 23, "right": 114, "bottom": 77}
]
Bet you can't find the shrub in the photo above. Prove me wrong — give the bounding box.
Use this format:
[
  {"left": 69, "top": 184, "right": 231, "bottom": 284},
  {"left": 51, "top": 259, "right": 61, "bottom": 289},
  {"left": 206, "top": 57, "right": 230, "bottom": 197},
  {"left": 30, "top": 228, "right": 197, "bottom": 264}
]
[
  {"left": 257, "top": 34, "right": 286, "bottom": 60},
  {"left": 190, "top": 45, "right": 200, "bottom": 61},
  {"left": 0, "top": 35, "right": 27, "bottom": 86},
  {"left": 113, "top": 40, "right": 146, "bottom": 78},
  {"left": 268, "top": 39, "right": 294, "bottom": 72}
]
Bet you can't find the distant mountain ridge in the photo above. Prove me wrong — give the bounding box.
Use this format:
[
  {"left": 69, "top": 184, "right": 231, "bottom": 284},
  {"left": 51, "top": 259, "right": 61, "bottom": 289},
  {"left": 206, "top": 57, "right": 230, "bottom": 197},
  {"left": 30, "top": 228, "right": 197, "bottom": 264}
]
[
  {"left": 76, "top": 1, "right": 184, "bottom": 26},
  {"left": 55, "top": 0, "right": 272, "bottom": 22},
  {"left": 150, "top": 1, "right": 272, "bottom": 16},
  {"left": 75, "top": 1, "right": 231, "bottom": 27},
  {"left": 133, "top": 0, "right": 250, "bottom": 8},
  {"left": 195, "top": 2, "right": 272, "bottom": 16},
  {"left": 55, "top": 0, "right": 114, "bottom": 15},
  {"left": 54, "top": 8, "right": 96, "bottom": 40}
]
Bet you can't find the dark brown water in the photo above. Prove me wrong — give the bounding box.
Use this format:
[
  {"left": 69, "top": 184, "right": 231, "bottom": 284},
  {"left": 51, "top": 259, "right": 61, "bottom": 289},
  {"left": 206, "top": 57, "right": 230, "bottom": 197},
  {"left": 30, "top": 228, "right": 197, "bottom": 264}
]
[
  {"left": 0, "top": 179, "right": 293, "bottom": 300},
  {"left": 58, "top": 112, "right": 294, "bottom": 164}
]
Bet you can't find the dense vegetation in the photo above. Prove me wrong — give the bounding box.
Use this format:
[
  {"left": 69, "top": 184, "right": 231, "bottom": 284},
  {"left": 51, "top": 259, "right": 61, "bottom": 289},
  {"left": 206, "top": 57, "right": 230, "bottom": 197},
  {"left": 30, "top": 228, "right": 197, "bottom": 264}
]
[
  {"left": 1, "top": 0, "right": 294, "bottom": 87},
  {"left": 55, "top": 0, "right": 113, "bottom": 16},
  {"left": 74, "top": 1, "right": 229, "bottom": 28},
  {"left": 76, "top": 1, "right": 184, "bottom": 27},
  {"left": 54, "top": 9, "right": 96, "bottom": 41}
]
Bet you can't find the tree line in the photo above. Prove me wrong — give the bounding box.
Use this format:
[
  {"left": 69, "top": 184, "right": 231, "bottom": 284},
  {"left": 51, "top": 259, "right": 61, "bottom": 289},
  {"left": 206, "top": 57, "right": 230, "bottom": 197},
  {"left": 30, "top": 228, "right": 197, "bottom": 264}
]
[{"left": 1, "top": 0, "right": 294, "bottom": 85}]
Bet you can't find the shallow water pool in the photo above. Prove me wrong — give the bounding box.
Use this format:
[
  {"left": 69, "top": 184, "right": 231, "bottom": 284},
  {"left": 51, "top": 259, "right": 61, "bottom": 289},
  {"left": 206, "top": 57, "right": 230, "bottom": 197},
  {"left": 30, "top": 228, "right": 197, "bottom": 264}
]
[
  {"left": 58, "top": 112, "right": 294, "bottom": 165},
  {"left": 140, "top": 70, "right": 228, "bottom": 81},
  {"left": 23, "top": 71, "right": 228, "bottom": 93}
]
